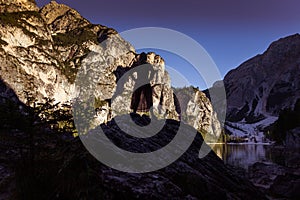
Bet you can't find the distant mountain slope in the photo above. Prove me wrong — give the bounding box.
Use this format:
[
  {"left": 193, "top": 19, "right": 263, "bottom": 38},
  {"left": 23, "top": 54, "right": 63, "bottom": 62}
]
[{"left": 210, "top": 34, "right": 300, "bottom": 142}]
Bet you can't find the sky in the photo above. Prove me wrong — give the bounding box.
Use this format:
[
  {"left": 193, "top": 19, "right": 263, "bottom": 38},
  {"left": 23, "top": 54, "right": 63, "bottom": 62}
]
[{"left": 36, "top": 0, "right": 300, "bottom": 89}]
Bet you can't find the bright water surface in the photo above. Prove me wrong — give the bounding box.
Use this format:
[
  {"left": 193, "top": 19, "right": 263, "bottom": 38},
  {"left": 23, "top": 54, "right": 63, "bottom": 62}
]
[{"left": 209, "top": 144, "right": 297, "bottom": 170}]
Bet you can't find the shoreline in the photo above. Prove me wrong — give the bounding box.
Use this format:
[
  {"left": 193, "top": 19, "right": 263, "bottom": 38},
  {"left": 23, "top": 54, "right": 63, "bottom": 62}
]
[{"left": 206, "top": 142, "right": 275, "bottom": 145}]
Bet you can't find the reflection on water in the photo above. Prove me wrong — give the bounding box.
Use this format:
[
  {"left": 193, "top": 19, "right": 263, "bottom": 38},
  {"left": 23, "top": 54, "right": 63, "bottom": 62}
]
[{"left": 209, "top": 144, "right": 292, "bottom": 170}]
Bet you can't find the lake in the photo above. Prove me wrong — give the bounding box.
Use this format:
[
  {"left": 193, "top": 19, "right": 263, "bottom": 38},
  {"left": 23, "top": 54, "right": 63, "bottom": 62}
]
[{"left": 208, "top": 143, "right": 299, "bottom": 170}]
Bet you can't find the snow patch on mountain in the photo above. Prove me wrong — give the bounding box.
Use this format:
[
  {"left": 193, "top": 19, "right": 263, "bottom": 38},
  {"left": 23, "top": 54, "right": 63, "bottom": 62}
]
[{"left": 225, "top": 116, "right": 278, "bottom": 143}]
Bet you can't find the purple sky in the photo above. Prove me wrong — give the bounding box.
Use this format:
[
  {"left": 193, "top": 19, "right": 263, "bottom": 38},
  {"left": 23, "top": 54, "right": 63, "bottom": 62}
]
[{"left": 37, "top": 0, "right": 300, "bottom": 89}]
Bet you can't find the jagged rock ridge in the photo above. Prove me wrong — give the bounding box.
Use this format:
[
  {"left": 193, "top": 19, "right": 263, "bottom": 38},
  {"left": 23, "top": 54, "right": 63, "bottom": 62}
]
[{"left": 0, "top": 0, "right": 222, "bottom": 137}]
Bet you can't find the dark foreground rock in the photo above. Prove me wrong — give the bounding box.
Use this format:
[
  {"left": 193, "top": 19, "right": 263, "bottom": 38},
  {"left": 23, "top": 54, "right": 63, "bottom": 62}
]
[
  {"left": 0, "top": 115, "right": 265, "bottom": 200},
  {"left": 248, "top": 161, "right": 300, "bottom": 199},
  {"left": 286, "top": 128, "right": 300, "bottom": 148}
]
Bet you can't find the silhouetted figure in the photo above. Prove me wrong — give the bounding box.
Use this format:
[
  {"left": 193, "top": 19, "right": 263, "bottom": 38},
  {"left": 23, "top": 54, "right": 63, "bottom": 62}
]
[
  {"left": 131, "top": 84, "right": 153, "bottom": 113},
  {"left": 130, "top": 53, "right": 154, "bottom": 113},
  {"left": 173, "top": 94, "right": 181, "bottom": 120}
]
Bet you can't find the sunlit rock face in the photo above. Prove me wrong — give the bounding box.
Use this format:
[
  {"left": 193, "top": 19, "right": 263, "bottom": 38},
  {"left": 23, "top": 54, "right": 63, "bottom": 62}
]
[
  {"left": 0, "top": 0, "right": 222, "bottom": 136},
  {"left": 0, "top": 0, "right": 133, "bottom": 105},
  {"left": 0, "top": 2, "right": 71, "bottom": 104},
  {"left": 0, "top": 0, "right": 38, "bottom": 13},
  {"left": 40, "top": 1, "right": 90, "bottom": 32},
  {"left": 174, "top": 87, "right": 222, "bottom": 140}
]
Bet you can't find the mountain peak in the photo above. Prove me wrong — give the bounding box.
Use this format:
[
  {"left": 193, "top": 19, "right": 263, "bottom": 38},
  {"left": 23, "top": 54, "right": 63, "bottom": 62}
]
[
  {"left": 40, "top": 1, "right": 91, "bottom": 34},
  {"left": 40, "top": 1, "right": 86, "bottom": 24},
  {"left": 264, "top": 33, "right": 300, "bottom": 59}
]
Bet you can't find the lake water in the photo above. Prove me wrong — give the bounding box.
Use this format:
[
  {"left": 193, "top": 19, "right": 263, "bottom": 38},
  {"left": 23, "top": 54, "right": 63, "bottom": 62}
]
[{"left": 208, "top": 144, "right": 298, "bottom": 170}]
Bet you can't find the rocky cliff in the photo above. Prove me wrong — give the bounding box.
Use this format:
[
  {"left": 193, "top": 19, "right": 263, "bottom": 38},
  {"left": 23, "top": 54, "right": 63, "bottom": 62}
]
[
  {"left": 0, "top": 0, "right": 74, "bottom": 104},
  {"left": 0, "top": 0, "right": 222, "bottom": 137},
  {"left": 210, "top": 34, "right": 300, "bottom": 142},
  {"left": 175, "top": 87, "right": 222, "bottom": 142},
  {"left": 0, "top": 0, "right": 38, "bottom": 13}
]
